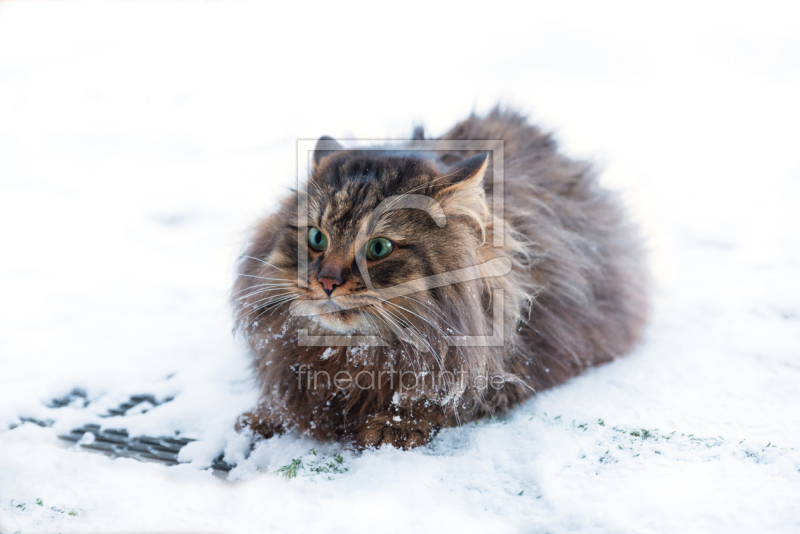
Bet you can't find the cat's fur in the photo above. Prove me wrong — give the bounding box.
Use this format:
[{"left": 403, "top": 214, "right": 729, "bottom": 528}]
[{"left": 233, "top": 108, "right": 648, "bottom": 449}]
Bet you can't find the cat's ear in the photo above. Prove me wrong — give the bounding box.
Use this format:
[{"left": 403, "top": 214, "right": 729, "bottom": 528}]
[
  {"left": 434, "top": 153, "right": 490, "bottom": 241},
  {"left": 313, "top": 136, "right": 344, "bottom": 168},
  {"left": 438, "top": 152, "right": 489, "bottom": 192}
]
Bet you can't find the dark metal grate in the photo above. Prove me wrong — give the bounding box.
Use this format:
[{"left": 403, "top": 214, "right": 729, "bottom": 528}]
[
  {"left": 59, "top": 424, "right": 232, "bottom": 471},
  {"left": 11, "top": 390, "right": 233, "bottom": 472}
]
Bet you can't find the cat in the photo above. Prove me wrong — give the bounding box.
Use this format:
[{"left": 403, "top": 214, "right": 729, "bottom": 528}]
[{"left": 232, "top": 108, "right": 648, "bottom": 450}]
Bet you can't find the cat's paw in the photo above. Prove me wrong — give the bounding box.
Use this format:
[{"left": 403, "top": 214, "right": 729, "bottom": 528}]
[
  {"left": 235, "top": 410, "right": 283, "bottom": 439},
  {"left": 352, "top": 413, "right": 437, "bottom": 450}
]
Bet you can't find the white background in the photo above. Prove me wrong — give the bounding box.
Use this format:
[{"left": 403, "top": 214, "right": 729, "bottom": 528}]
[{"left": 1, "top": 1, "right": 799, "bottom": 533}]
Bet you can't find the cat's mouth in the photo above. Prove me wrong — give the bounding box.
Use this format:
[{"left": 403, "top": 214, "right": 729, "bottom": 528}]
[
  {"left": 301, "top": 296, "right": 413, "bottom": 336},
  {"left": 294, "top": 288, "right": 421, "bottom": 334},
  {"left": 301, "top": 296, "right": 372, "bottom": 333},
  {"left": 312, "top": 310, "right": 361, "bottom": 332}
]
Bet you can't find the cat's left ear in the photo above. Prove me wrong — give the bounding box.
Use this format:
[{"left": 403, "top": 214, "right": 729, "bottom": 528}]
[
  {"left": 433, "top": 153, "right": 490, "bottom": 238},
  {"left": 438, "top": 152, "right": 489, "bottom": 192},
  {"left": 313, "top": 136, "right": 344, "bottom": 168}
]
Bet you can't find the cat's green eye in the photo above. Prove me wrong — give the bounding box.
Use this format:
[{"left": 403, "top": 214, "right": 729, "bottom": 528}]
[
  {"left": 366, "top": 237, "right": 394, "bottom": 261},
  {"left": 307, "top": 227, "right": 328, "bottom": 252}
]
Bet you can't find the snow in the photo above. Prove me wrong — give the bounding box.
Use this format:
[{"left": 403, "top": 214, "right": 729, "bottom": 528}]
[{"left": 1, "top": 1, "right": 799, "bottom": 532}]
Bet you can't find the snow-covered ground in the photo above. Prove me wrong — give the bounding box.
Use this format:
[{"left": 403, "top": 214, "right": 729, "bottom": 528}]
[{"left": 1, "top": 2, "right": 799, "bottom": 532}]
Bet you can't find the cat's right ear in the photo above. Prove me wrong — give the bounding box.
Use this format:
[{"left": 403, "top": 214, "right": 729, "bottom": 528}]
[
  {"left": 313, "top": 136, "right": 344, "bottom": 168},
  {"left": 439, "top": 152, "right": 490, "bottom": 191}
]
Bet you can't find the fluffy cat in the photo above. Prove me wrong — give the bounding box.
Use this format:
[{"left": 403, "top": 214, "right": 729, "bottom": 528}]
[{"left": 233, "top": 108, "right": 648, "bottom": 449}]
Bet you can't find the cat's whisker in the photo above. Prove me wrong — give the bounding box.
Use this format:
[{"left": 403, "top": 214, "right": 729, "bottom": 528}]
[
  {"left": 248, "top": 290, "right": 299, "bottom": 307},
  {"left": 365, "top": 308, "right": 391, "bottom": 340},
  {"left": 239, "top": 291, "right": 300, "bottom": 323},
  {"left": 266, "top": 295, "right": 301, "bottom": 317},
  {"left": 235, "top": 283, "right": 295, "bottom": 301},
  {"left": 240, "top": 255, "right": 285, "bottom": 272},
  {"left": 380, "top": 305, "right": 444, "bottom": 372},
  {"left": 383, "top": 299, "right": 478, "bottom": 393},
  {"left": 372, "top": 297, "right": 451, "bottom": 370},
  {"left": 236, "top": 273, "right": 293, "bottom": 282},
  {"left": 357, "top": 309, "right": 381, "bottom": 336},
  {"left": 373, "top": 308, "right": 425, "bottom": 376},
  {"left": 235, "top": 286, "right": 294, "bottom": 301},
  {"left": 252, "top": 291, "right": 297, "bottom": 309},
  {"left": 356, "top": 309, "right": 367, "bottom": 333},
  {"left": 287, "top": 298, "right": 316, "bottom": 318},
  {"left": 254, "top": 293, "right": 293, "bottom": 310},
  {"left": 233, "top": 282, "right": 293, "bottom": 298},
  {"left": 400, "top": 295, "right": 447, "bottom": 321},
  {"left": 381, "top": 304, "right": 433, "bottom": 347},
  {"left": 400, "top": 295, "right": 466, "bottom": 337},
  {"left": 244, "top": 293, "right": 300, "bottom": 330},
  {"left": 357, "top": 307, "right": 378, "bottom": 334}
]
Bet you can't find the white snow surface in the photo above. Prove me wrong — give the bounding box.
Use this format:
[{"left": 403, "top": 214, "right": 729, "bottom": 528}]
[{"left": 1, "top": 2, "right": 799, "bottom": 533}]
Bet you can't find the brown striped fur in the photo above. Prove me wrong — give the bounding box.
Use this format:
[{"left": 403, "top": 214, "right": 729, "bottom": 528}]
[{"left": 233, "top": 108, "right": 648, "bottom": 449}]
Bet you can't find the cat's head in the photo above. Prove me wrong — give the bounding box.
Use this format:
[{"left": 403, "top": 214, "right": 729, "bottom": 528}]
[{"left": 234, "top": 137, "right": 513, "bottom": 360}]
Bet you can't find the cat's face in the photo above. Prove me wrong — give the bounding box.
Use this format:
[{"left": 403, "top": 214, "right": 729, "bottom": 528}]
[{"left": 237, "top": 149, "right": 491, "bottom": 342}]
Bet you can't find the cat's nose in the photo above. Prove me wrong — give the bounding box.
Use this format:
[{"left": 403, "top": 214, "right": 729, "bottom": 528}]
[
  {"left": 319, "top": 278, "right": 340, "bottom": 297},
  {"left": 318, "top": 262, "right": 344, "bottom": 297}
]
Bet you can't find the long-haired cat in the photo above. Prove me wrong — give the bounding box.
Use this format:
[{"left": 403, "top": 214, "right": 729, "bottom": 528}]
[{"left": 233, "top": 108, "right": 648, "bottom": 449}]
